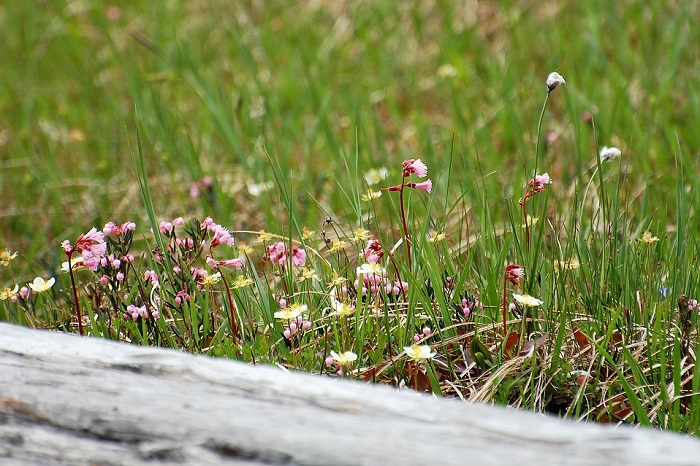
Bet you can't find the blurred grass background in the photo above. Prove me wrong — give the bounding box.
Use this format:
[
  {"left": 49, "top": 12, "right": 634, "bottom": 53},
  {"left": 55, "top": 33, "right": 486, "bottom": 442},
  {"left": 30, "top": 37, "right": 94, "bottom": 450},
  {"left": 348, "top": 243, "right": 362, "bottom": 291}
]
[{"left": 1, "top": 0, "right": 698, "bottom": 275}]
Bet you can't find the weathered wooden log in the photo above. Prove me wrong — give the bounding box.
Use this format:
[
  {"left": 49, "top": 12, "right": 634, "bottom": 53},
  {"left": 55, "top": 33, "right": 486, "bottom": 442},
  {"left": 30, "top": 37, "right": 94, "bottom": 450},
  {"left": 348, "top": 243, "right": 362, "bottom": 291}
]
[{"left": 0, "top": 323, "right": 698, "bottom": 465}]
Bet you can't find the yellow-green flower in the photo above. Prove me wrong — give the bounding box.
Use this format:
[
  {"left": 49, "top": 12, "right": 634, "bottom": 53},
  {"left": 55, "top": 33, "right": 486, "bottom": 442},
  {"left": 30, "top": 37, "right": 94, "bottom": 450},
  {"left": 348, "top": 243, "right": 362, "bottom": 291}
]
[
  {"left": 298, "top": 267, "right": 319, "bottom": 282},
  {"left": 274, "top": 303, "right": 307, "bottom": 321},
  {"left": 302, "top": 227, "right": 316, "bottom": 240},
  {"left": 361, "top": 189, "right": 382, "bottom": 202},
  {"left": 254, "top": 230, "right": 273, "bottom": 244},
  {"left": 553, "top": 258, "right": 580, "bottom": 271},
  {"left": 330, "top": 273, "right": 347, "bottom": 287},
  {"left": 640, "top": 231, "right": 659, "bottom": 243},
  {"left": 403, "top": 344, "right": 436, "bottom": 361},
  {"left": 353, "top": 228, "right": 371, "bottom": 242},
  {"left": 513, "top": 293, "right": 543, "bottom": 307},
  {"left": 330, "top": 350, "right": 358, "bottom": 366},
  {"left": 237, "top": 243, "right": 254, "bottom": 255},
  {"left": 427, "top": 231, "right": 446, "bottom": 243},
  {"left": 200, "top": 272, "right": 222, "bottom": 287},
  {"left": 328, "top": 239, "right": 348, "bottom": 253},
  {"left": 0, "top": 249, "right": 17, "bottom": 266},
  {"left": 0, "top": 284, "right": 18, "bottom": 300},
  {"left": 232, "top": 276, "right": 254, "bottom": 289},
  {"left": 28, "top": 277, "right": 55, "bottom": 293}
]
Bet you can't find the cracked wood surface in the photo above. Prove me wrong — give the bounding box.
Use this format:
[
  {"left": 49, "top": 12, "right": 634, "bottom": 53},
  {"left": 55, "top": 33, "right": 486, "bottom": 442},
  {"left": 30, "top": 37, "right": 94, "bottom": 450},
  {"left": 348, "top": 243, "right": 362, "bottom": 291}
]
[{"left": 1, "top": 323, "right": 699, "bottom": 465}]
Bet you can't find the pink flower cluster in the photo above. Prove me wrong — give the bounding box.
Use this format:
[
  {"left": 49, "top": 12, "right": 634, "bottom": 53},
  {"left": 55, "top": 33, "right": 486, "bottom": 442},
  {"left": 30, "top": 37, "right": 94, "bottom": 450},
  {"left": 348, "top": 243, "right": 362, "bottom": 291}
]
[
  {"left": 689, "top": 299, "right": 698, "bottom": 312},
  {"left": 158, "top": 217, "right": 185, "bottom": 235},
  {"left": 459, "top": 295, "right": 482, "bottom": 318},
  {"left": 349, "top": 272, "right": 408, "bottom": 297},
  {"left": 143, "top": 270, "right": 159, "bottom": 286},
  {"left": 282, "top": 315, "right": 312, "bottom": 340},
  {"left": 267, "top": 241, "right": 306, "bottom": 267},
  {"left": 10, "top": 286, "right": 31, "bottom": 303},
  {"left": 62, "top": 227, "right": 107, "bottom": 271},
  {"left": 103, "top": 221, "right": 136, "bottom": 236},
  {"left": 413, "top": 325, "right": 432, "bottom": 342},
  {"left": 124, "top": 304, "right": 159, "bottom": 321}
]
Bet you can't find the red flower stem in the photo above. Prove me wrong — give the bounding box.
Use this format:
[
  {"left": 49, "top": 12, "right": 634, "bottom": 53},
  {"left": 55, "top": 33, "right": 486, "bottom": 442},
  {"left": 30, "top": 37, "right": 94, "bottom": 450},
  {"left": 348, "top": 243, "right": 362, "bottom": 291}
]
[
  {"left": 66, "top": 251, "right": 84, "bottom": 336},
  {"left": 398, "top": 178, "right": 412, "bottom": 271},
  {"left": 218, "top": 266, "right": 238, "bottom": 345},
  {"left": 502, "top": 273, "right": 508, "bottom": 336}
]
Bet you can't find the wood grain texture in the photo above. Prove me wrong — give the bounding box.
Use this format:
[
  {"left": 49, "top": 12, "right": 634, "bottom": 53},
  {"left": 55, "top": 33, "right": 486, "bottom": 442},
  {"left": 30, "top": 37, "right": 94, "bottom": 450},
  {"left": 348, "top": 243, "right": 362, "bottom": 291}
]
[{"left": 1, "top": 322, "right": 698, "bottom": 465}]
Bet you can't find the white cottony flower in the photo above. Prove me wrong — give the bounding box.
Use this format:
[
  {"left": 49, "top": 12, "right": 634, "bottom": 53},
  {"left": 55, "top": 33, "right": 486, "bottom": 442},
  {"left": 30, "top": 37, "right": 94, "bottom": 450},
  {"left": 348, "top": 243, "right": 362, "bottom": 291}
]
[
  {"left": 599, "top": 146, "right": 621, "bottom": 163},
  {"left": 513, "top": 293, "right": 544, "bottom": 307},
  {"left": 546, "top": 72, "right": 566, "bottom": 93}
]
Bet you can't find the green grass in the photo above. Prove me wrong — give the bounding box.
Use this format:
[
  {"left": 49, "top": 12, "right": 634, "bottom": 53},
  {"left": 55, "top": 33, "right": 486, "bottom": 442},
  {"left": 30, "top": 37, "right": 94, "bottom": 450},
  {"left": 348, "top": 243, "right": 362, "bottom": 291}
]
[{"left": 2, "top": 1, "right": 700, "bottom": 433}]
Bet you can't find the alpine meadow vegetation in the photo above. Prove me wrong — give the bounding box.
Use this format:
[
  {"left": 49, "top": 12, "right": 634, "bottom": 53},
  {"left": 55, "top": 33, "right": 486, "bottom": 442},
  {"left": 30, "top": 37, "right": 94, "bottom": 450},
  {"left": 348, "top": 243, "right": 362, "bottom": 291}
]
[{"left": 2, "top": 1, "right": 700, "bottom": 433}]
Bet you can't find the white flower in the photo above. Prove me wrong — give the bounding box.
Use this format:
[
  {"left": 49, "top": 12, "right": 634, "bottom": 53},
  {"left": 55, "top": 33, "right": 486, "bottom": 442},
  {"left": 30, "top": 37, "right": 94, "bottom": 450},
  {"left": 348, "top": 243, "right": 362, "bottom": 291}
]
[
  {"left": 330, "top": 350, "right": 358, "bottom": 366},
  {"left": 403, "top": 344, "right": 436, "bottom": 361},
  {"left": 364, "top": 167, "right": 388, "bottom": 186},
  {"left": 61, "top": 255, "right": 84, "bottom": 272},
  {"left": 356, "top": 262, "right": 386, "bottom": 276},
  {"left": 546, "top": 72, "right": 566, "bottom": 93},
  {"left": 28, "top": 277, "right": 55, "bottom": 293},
  {"left": 274, "top": 303, "right": 307, "bottom": 321},
  {"left": 599, "top": 146, "right": 621, "bottom": 163},
  {"left": 513, "top": 293, "right": 543, "bottom": 307}
]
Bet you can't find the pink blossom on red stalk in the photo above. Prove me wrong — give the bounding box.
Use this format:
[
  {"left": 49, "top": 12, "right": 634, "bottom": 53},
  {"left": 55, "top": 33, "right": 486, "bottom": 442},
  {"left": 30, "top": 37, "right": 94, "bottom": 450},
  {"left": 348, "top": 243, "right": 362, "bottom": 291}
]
[
  {"left": 365, "top": 238, "right": 384, "bottom": 263},
  {"left": 529, "top": 173, "right": 552, "bottom": 190},
  {"left": 505, "top": 264, "right": 525, "bottom": 288},
  {"left": 520, "top": 173, "right": 553, "bottom": 205},
  {"left": 409, "top": 179, "right": 433, "bottom": 193},
  {"left": 402, "top": 159, "right": 428, "bottom": 178},
  {"left": 62, "top": 227, "right": 107, "bottom": 271}
]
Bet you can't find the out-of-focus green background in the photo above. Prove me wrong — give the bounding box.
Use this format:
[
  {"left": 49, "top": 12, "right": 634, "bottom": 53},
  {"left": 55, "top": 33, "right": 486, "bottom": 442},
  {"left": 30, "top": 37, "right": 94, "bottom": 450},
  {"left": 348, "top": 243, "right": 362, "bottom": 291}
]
[{"left": 2, "top": 1, "right": 698, "bottom": 272}]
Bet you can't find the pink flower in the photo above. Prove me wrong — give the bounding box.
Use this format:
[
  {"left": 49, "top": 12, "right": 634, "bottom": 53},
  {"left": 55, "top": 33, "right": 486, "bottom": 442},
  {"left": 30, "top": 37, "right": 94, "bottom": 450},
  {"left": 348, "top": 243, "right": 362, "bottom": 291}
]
[
  {"left": 200, "top": 217, "right": 215, "bottom": 231},
  {"left": 158, "top": 221, "right": 173, "bottom": 235},
  {"left": 291, "top": 247, "right": 306, "bottom": 267},
  {"left": 63, "top": 227, "right": 107, "bottom": 271},
  {"left": 190, "top": 183, "right": 200, "bottom": 200},
  {"left": 267, "top": 242, "right": 306, "bottom": 267},
  {"left": 411, "top": 179, "right": 433, "bottom": 193},
  {"left": 530, "top": 173, "right": 552, "bottom": 189},
  {"left": 206, "top": 256, "right": 244, "bottom": 269},
  {"left": 365, "top": 238, "right": 384, "bottom": 263},
  {"left": 103, "top": 221, "right": 136, "bottom": 236},
  {"left": 210, "top": 225, "right": 234, "bottom": 248},
  {"left": 402, "top": 159, "right": 428, "bottom": 178},
  {"left": 505, "top": 264, "right": 525, "bottom": 287}
]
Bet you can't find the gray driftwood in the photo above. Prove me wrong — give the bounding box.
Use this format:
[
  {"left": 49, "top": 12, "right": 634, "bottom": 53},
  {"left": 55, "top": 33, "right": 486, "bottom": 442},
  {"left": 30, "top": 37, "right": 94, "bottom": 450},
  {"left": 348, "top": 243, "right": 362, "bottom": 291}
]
[{"left": 1, "top": 323, "right": 698, "bottom": 465}]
